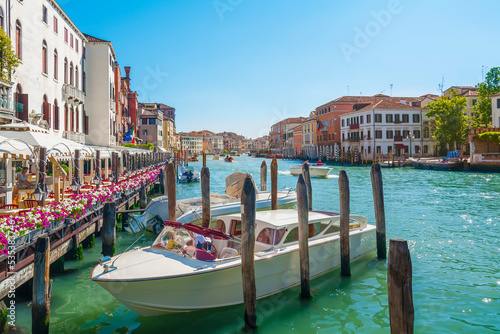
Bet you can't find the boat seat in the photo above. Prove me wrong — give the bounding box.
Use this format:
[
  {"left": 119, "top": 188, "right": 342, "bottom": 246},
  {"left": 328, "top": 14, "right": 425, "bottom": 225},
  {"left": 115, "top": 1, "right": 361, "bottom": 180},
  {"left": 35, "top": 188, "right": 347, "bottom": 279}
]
[{"left": 219, "top": 247, "right": 238, "bottom": 259}]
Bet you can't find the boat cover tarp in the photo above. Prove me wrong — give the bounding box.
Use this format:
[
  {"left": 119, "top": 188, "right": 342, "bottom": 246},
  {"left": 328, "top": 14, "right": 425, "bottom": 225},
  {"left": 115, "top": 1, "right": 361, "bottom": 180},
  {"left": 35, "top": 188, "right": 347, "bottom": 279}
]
[
  {"left": 447, "top": 151, "right": 460, "bottom": 158},
  {"left": 225, "top": 172, "right": 258, "bottom": 198}
]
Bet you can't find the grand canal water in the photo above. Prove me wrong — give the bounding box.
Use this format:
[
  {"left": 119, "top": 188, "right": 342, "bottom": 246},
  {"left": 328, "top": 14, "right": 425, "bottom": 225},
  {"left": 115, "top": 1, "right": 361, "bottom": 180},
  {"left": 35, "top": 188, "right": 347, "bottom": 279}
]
[{"left": 13, "top": 156, "right": 500, "bottom": 333}]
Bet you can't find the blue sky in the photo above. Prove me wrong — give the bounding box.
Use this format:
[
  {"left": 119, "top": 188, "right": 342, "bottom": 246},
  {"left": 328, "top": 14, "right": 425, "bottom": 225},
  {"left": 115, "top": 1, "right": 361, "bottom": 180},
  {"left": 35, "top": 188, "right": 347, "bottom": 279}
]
[{"left": 60, "top": 0, "right": 500, "bottom": 138}]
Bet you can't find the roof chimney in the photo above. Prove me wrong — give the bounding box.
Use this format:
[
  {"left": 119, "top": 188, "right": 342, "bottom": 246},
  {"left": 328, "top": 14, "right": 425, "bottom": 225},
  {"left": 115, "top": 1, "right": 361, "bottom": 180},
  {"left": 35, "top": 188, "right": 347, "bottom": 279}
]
[{"left": 124, "top": 66, "right": 131, "bottom": 80}]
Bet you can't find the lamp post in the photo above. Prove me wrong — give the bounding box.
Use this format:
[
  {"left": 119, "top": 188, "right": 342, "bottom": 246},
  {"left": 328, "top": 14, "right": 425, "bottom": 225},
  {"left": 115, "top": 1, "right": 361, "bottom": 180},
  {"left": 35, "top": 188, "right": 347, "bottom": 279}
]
[{"left": 406, "top": 131, "right": 415, "bottom": 157}]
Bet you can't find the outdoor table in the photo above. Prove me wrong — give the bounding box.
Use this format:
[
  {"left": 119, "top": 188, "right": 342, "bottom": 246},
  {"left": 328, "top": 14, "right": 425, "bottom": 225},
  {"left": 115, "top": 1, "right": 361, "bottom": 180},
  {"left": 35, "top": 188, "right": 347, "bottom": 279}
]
[{"left": 0, "top": 208, "right": 21, "bottom": 217}]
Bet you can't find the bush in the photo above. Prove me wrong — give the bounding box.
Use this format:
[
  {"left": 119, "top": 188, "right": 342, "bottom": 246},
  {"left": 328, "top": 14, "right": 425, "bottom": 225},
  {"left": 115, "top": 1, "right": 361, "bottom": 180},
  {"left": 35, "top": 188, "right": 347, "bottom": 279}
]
[{"left": 477, "top": 132, "right": 500, "bottom": 144}]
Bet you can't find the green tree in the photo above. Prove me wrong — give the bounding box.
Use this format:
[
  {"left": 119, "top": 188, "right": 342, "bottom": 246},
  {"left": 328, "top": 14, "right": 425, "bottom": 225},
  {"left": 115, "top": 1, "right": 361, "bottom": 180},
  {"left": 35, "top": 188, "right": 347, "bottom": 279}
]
[
  {"left": 426, "top": 92, "right": 468, "bottom": 151},
  {"left": 472, "top": 67, "right": 500, "bottom": 127},
  {"left": 0, "top": 28, "right": 20, "bottom": 83}
]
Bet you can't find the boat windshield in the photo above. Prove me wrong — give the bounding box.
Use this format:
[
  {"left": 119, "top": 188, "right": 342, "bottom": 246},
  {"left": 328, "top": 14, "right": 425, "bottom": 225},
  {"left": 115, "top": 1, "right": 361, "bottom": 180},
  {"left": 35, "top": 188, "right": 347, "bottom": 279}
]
[{"left": 153, "top": 222, "right": 242, "bottom": 262}]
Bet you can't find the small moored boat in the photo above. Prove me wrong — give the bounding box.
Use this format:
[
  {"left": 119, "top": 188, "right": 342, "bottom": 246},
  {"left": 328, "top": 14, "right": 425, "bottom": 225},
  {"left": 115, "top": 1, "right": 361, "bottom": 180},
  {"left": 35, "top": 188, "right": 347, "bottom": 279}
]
[
  {"left": 290, "top": 161, "right": 332, "bottom": 177},
  {"left": 178, "top": 166, "right": 200, "bottom": 183}
]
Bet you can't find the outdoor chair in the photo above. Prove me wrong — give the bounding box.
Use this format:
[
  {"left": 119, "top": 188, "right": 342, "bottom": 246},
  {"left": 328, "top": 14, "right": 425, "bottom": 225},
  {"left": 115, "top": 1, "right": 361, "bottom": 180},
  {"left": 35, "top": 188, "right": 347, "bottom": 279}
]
[{"left": 23, "top": 200, "right": 39, "bottom": 208}]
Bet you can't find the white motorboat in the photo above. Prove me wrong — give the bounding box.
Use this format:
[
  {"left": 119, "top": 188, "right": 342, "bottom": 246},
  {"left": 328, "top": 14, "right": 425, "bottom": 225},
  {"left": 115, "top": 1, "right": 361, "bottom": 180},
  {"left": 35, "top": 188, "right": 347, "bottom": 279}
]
[
  {"left": 126, "top": 173, "right": 297, "bottom": 234},
  {"left": 212, "top": 155, "right": 220, "bottom": 160},
  {"left": 91, "top": 210, "right": 376, "bottom": 316},
  {"left": 178, "top": 166, "right": 200, "bottom": 183},
  {"left": 290, "top": 163, "right": 333, "bottom": 177}
]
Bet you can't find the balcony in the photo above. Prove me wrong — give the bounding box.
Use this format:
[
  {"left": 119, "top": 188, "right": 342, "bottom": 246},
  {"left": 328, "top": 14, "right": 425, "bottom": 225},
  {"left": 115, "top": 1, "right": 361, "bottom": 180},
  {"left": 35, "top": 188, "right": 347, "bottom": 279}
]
[
  {"left": 349, "top": 124, "right": 359, "bottom": 130},
  {"left": 62, "top": 84, "right": 85, "bottom": 104},
  {"left": 62, "top": 131, "right": 85, "bottom": 144},
  {"left": 348, "top": 137, "right": 360, "bottom": 142}
]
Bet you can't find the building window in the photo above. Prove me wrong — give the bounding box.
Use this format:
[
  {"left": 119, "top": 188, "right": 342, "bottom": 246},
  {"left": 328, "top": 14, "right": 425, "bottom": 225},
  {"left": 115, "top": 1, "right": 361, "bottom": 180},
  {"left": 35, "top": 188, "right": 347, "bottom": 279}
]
[
  {"left": 42, "top": 5, "right": 48, "bottom": 24},
  {"left": 472, "top": 99, "right": 477, "bottom": 106},
  {"left": 53, "top": 16, "right": 58, "bottom": 33},
  {"left": 75, "top": 40, "right": 78, "bottom": 53},
  {"left": 368, "top": 146, "right": 371, "bottom": 154},
  {"left": 394, "top": 114, "right": 400, "bottom": 122},
  {"left": 53, "top": 49, "right": 58, "bottom": 79},
  {"left": 376, "top": 146, "right": 381, "bottom": 154},
  {"left": 75, "top": 67, "right": 78, "bottom": 89},
  {"left": 149, "top": 119, "right": 155, "bottom": 125},
  {"left": 360, "top": 115, "right": 363, "bottom": 124},
  {"left": 54, "top": 100, "right": 59, "bottom": 130},
  {"left": 413, "top": 114, "right": 420, "bottom": 123},
  {"left": 42, "top": 40, "right": 48, "bottom": 74},
  {"left": 366, "top": 114, "right": 371, "bottom": 123},
  {"left": 403, "top": 130, "right": 409, "bottom": 138},
  {"left": 64, "top": 28, "right": 68, "bottom": 43},
  {"left": 386, "top": 130, "right": 393, "bottom": 139},
  {"left": 414, "top": 130, "right": 421, "bottom": 139},
  {"left": 423, "top": 145, "right": 428, "bottom": 154},
  {"left": 497, "top": 99, "right": 500, "bottom": 109},
  {"left": 375, "top": 130, "right": 382, "bottom": 139},
  {"left": 15, "top": 20, "right": 21, "bottom": 59},
  {"left": 64, "top": 58, "right": 68, "bottom": 84},
  {"left": 142, "top": 119, "right": 147, "bottom": 125},
  {"left": 375, "top": 114, "right": 382, "bottom": 123},
  {"left": 402, "top": 114, "right": 409, "bottom": 123},
  {"left": 386, "top": 114, "right": 393, "bottom": 123},
  {"left": 415, "top": 145, "right": 420, "bottom": 153},
  {"left": 143, "top": 130, "right": 147, "bottom": 135},
  {"left": 69, "top": 62, "right": 73, "bottom": 85},
  {"left": 341, "top": 119, "right": 345, "bottom": 127},
  {"left": 367, "top": 130, "right": 371, "bottom": 140},
  {"left": 83, "top": 47, "right": 86, "bottom": 59},
  {"left": 0, "top": 7, "right": 4, "bottom": 30},
  {"left": 82, "top": 72, "right": 86, "bottom": 93},
  {"left": 70, "top": 33, "right": 73, "bottom": 48}
]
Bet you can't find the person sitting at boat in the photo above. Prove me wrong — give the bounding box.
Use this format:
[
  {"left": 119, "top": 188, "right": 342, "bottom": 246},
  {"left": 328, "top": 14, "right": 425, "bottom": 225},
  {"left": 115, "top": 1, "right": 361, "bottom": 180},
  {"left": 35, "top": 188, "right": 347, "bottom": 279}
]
[{"left": 316, "top": 160, "right": 324, "bottom": 166}]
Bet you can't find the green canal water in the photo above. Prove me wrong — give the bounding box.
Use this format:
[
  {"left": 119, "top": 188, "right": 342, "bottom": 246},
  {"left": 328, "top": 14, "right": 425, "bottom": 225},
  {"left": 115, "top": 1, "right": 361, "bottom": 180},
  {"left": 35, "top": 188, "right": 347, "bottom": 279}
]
[{"left": 12, "top": 156, "right": 500, "bottom": 333}]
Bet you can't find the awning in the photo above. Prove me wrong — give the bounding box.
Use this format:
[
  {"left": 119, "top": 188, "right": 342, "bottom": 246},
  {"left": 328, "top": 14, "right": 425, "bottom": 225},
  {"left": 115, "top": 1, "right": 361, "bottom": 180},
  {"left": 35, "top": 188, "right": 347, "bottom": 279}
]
[
  {"left": 0, "top": 134, "right": 35, "bottom": 159},
  {"left": 395, "top": 144, "right": 408, "bottom": 149}
]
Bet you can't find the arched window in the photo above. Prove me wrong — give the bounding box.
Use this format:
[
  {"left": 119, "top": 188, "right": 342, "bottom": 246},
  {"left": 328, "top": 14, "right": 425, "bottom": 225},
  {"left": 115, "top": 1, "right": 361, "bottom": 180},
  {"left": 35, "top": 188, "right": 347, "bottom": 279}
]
[
  {"left": 42, "top": 94, "right": 50, "bottom": 128},
  {"left": 64, "top": 104, "right": 69, "bottom": 131},
  {"left": 64, "top": 58, "right": 68, "bottom": 84},
  {"left": 15, "top": 20, "right": 21, "bottom": 59},
  {"left": 54, "top": 49, "right": 58, "bottom": 79},
  {"left": 75, "top": 107, "right": 79, "bottom": 132},
  {"left": 82, "top": 72, "right": 86, "bottom": 93},
  {"left": 70, "top": 106, "right": 74, "bottom": 131},
  {"left": 42, "top": 40, "right": 48, "bottom": 74},
  {"left": 69, "top": 62, "right": 73, "bottom": 86},
  {"left": 0, "top": 7, "right": 4, "bottom": 30},
  {"left": 54, "top": 100, "right": 59, "bottom": 130},
  {"left": 75, "top": 66, "right": 79, "bottom": 89}
]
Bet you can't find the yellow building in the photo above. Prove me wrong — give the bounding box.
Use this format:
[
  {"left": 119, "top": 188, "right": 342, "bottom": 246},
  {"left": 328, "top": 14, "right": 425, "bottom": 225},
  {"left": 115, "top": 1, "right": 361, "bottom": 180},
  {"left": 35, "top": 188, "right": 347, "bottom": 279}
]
[
  {"left": 301, "top": 111, "right": 317, "bottom": 157},
  {"left": 163, "top": 118, "right": 176, "bottom": 151}
]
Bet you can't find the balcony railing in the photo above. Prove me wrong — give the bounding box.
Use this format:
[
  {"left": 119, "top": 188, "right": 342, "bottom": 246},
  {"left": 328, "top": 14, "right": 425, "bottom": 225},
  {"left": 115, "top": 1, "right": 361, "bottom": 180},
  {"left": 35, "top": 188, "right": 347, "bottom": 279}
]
[
  {"left": 62, "top": 131, "right": 85, "bottom": 144},
  {"left": 348, "top": 137, "right": 360, "bottom": 142},
  {"left": 62, "top": 84, "right": 85, "bottom": 104}
]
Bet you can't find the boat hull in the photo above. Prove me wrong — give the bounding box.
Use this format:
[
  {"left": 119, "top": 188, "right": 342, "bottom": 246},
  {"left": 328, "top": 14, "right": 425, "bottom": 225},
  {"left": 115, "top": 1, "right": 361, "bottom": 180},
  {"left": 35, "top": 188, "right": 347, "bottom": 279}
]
[
  {"left": 92, "top": 226, "right": 375, "bottom": 316},
  {"left": 409, "top": 158, "right": 464, "bottom": 171},
  {"left": 290, "top": 166, "right": 332, "bottom": 177}
]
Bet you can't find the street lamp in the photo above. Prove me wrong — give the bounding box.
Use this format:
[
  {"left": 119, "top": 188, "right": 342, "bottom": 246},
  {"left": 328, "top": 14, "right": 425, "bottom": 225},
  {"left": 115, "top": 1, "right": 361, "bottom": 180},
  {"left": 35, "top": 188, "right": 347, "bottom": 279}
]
[
  {"left": 70, "top": 176, "right": 82, "bottom": 194},
  {"left": 406, "top": 131, "right": 415, "bottom": 157},
  {"left": 32, "top": 182, "right": 45, "bottom": 202}
]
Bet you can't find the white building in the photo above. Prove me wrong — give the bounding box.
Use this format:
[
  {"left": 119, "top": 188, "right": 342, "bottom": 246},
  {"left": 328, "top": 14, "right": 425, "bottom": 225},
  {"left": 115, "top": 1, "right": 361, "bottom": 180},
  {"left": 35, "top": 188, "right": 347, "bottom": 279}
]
[
  {"left": 181, "top": 135, "right": 203, "bottom": 154},
  {"left": 490, "top": 93, "right": 500, "bottom": 127},
  {"left": 5, "top": 0, "right": 86, "bottom": 143},
  {"left": 84, "top": 34, "right": 117, "bottom": 146},
  {"left": 340, "top": 100, "right": 437, "bottom": 159},
  {"left": 211, "top": 135, "right": 223, "bottom": 152}
]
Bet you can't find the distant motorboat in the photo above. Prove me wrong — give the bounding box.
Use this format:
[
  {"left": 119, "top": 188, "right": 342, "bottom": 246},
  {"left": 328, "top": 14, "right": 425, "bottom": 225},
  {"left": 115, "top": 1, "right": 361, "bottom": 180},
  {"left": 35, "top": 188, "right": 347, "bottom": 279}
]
[
  {"left": 290, "top": 162, "right": 332, "bottom": 177},
  {"left": 212, "top": 155, "right": 220, "bottom": 160},
  {"left": 224, "top": 156, "right": 234, "bottom": 163}
]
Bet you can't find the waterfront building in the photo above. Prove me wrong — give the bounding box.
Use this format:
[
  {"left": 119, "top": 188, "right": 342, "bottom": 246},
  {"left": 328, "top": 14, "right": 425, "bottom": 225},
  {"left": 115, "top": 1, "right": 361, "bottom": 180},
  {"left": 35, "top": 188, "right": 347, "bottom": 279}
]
[
  {"left": 301, "top": 111, "right": 317, "bottom": 158},
  {"left": 269, "top": 117, "right": 308, "bottom": 155},
  {"left": 293, "top": 128, "right": 302, "bottom": 157},
  {"left": 490, "top": 93, "right": 500, "bottom": 127},
  {"left": 162, "top": 117, "right": 176, "bottom": 151},
  {"left": 181, "top": 135, "right": 203, "bottom": 154},
  {"left": 84, "top": 34, "right": 118, "bottom": 146},
  {"left": 118, "top": 67, "right": 137, "bottom": 144},
  {"left": 138, "top": 109, "right": 163, "bottom": 148},
  {"left": 5, "top": 0, "right": 87, "bottom": 143},
  {"left": 339, "top": 99, "right": 437, "bottom": 160},
  {"left": 444, "top": 86, "right": 478, "bottom": 118}
]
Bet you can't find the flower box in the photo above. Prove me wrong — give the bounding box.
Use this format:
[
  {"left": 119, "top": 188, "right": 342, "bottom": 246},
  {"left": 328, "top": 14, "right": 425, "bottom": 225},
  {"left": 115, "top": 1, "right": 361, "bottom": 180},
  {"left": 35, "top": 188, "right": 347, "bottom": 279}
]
[
  {"left": 28, "top": 229, "right": 44, "bottom": 244},
  {"left": 11, "top": 234, "right": 29, "bottom": 249}
]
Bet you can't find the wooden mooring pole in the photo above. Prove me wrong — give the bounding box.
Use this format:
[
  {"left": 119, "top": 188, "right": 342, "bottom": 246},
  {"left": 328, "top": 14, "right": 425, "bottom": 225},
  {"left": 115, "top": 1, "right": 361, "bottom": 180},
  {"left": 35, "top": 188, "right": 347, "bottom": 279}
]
[
  {"left": 296, "top": 174, "right": 311, "bottom": 298},
  {"left": 139, "top": 181, "right": 147, "bottom": 209},
  {"left": 203, "top": 152, "right": 207, "bottom": 168},
  {"left": 167, "top": 162, "right": 176, "bottom": 221},
  {"left": 102, "top": 202, "right": 116, "bottom": 257},
  {"left": 370, "top": 163, "right": 387, "bottom": 259},
  {"left": 271, "top": 158, "right": 278, "bottom": 210},
  {"left": 201, "top": 167, "right": 210, "bottom": 228},
  {"left": 241, "top": 175, "right": 257, "bottom": 329},
  {"left": 32, "top": 236, "right": 50, "bottom": 334},
  {"left": 339, "top": 170, "right": 351, "bottom": 277},
  {"left": 388, "top": 239, "right": 414, "bottom": 334},
  {"left": 302, "top": 163, "right": 312, "bottom": 211},
  {"left": 260, "top": 160, "right": 267, "bottom": 191}
]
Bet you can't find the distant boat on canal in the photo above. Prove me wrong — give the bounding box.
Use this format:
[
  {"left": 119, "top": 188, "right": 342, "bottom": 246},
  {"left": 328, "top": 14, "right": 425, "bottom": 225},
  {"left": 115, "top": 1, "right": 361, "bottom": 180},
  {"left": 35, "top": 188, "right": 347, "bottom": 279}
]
[
  {"left": 290, "top": 161, "right": 333, "bottom": 177},
  {"left": 408, "top": 151, "right": 465, "bottom": 171},
  {"left": 91, "top": 209, "right": 375, "bottom": 316}
]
